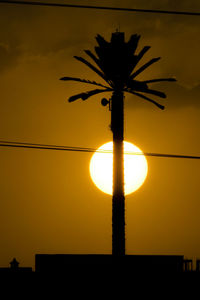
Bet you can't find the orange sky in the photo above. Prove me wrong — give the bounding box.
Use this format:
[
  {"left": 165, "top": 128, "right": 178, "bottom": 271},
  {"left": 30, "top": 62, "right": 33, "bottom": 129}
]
[{"left": 0, "top": 0, "right": 200, "bottom": 269}]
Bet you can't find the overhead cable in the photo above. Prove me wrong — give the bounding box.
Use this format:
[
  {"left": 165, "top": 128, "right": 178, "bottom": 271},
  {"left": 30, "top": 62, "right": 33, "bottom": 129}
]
[
  {"left": 0, "top": 140, "right": 200, "bottom": 160},
  {"left": 0, "top": 1, "right": 200, "bottom": 16}
]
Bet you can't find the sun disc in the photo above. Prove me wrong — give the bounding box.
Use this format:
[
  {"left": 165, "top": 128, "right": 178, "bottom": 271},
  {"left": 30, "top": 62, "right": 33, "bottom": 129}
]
[{"left": 89, "top": 141, "right": 148, "bottom": 195}]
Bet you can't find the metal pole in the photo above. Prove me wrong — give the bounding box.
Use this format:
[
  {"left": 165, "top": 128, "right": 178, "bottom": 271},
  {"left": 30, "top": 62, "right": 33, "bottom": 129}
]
[{"left": 111, "top": 90, "right": 125, "bottom": 256}]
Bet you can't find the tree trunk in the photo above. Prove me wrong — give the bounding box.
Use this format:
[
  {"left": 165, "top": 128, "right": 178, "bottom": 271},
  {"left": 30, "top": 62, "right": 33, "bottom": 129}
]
[{"left": 111, "top": 90, "right": 125, "bottom": 256}]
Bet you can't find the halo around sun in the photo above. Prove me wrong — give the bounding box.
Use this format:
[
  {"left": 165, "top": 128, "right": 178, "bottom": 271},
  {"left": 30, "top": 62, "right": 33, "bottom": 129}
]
[{"left": 89, "top": 141, "right": 148, "bottom": 195}]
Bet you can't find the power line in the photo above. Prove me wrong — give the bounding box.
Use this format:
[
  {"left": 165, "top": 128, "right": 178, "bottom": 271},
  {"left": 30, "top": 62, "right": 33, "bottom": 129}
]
[
  {"left": 0, "top": 1, "right": 200, "bottom": 16},
  {"left": 0, "top": 140, "right": 200, "bottom": 160},
  {"left": 0, "top": 140, "right": 96, "bottom": 153},
  {"left": 0, "top": 140, "right": 95, "bottom": 152}
]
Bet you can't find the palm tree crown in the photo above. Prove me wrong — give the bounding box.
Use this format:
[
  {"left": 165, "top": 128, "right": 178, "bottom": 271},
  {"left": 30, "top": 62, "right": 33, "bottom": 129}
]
[
  {"left": 60, "top": 31, "right": 176, "bottom": 109},
  {"left": 60, "top": 32, "right": 176, "bottom": 257}
]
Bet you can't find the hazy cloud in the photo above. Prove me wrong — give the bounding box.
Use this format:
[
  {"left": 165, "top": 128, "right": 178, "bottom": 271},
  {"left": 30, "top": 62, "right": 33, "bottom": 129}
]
[
  {"left": 0, "top": 0, "right": 199, "bottom": 105},
  {"left": 125, "top": 82, "right": 200, "bottom": 110}
]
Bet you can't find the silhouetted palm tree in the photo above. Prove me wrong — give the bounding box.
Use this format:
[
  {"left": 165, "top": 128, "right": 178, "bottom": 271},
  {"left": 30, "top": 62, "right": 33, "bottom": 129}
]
[{"left": 60, "top": 32, "right": 176, "bottom": 257}]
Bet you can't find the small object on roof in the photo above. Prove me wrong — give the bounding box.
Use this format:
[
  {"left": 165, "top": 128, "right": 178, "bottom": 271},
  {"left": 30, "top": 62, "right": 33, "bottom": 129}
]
[{"left": 10, "top": 258, "right": 19, "bottom": 269}]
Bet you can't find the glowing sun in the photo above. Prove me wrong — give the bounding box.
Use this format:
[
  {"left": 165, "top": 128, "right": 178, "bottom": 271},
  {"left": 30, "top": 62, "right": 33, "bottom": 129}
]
[{"left": 89, "top": 141, "right": 148, "bottom": 195}]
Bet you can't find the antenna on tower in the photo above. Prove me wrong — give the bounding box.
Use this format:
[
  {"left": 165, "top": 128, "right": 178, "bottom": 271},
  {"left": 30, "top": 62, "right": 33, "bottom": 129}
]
[{"left": 115, "top": 21, "right": 121, "bottom": 32}]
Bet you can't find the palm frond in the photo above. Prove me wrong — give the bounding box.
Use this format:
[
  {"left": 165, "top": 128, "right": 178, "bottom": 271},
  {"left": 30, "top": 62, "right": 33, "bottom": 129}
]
[
  {"left": 94, "top": 46, "right": 112, "bottom": 68},
  {"left": 60, "top": 76, "right": 110, "bottom": 89},
  {"left": 128, "top": 46, "right": 151, "bottom": 75},
  {"left": 136, "top": 87, "right": 166, "bottom": 98},
  {"left": 127, "top": 34, "right": 140, "bottom": 54},
  {"left": 143, "top": 78, "right": 177, "bottom": 84},
  {"left": 130, "top": 57, "right": 161, "bottom": 79},
  {"left": 126, "top": 79, "right": 148, "bottom": 90},
  {"left": 84, "top": 50, "right": 103, "bottom": 70},
  {"left": 125, "top": 89, "right": 165, "bottom": 110},
  {"left": 68, "top": 92, "right": 85, "bottom": 102},
  {"left": 68, "top": 88, "right": 111, "bottom": 102},
  {"left": 136, "top": 46, "right": 151, "bottom": 63},
  {"left": 96, "top": 34, "right": 109, "bottom": 48},
  {"left": 74, "top": 56, "right": 108, "bottom": 83}
]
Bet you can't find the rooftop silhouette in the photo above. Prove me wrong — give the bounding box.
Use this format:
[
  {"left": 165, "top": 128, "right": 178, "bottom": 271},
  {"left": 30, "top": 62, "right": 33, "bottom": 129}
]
[{"left": 1, "top": 254, "right": 200, "bottom": 277}]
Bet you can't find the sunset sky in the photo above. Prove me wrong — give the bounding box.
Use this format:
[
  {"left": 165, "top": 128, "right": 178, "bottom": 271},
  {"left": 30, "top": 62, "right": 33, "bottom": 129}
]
[{"left": 0, "top": 0, "right": 200, "bottom": 269}]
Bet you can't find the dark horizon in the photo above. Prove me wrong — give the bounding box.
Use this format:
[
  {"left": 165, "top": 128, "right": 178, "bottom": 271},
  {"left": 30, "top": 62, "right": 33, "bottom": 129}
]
[
  {"left": 0, "top": 253, "right": 197, "bottom": 274},
  {"left": 0, "top": 0, "right": 200, "bottom": 270}
]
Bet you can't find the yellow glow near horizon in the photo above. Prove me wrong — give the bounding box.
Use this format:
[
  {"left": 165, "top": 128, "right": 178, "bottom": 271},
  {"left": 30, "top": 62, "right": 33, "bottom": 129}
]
[{"left": 89, "top": 141, "right": 148, "bottom": 195}]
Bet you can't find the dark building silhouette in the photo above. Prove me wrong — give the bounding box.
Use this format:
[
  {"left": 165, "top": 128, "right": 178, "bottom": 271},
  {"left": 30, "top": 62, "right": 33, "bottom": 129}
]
[
  {"left": 1, "top": 254, "right": 200, "bottom": 277},
  {"left": 0, "top": 258, "right": 32, "bottom": 274},
  {"left": 196, "top": 259, "right": 200, "bottom": 272},
  {"left": 35, "top": 254, "right": 184, "bottom": 274},
  {"left": 183, "top": 259, "right": 193, "bottom": 272}
]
